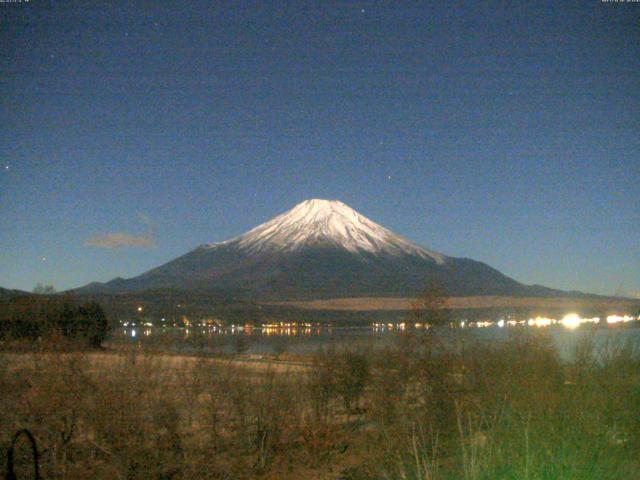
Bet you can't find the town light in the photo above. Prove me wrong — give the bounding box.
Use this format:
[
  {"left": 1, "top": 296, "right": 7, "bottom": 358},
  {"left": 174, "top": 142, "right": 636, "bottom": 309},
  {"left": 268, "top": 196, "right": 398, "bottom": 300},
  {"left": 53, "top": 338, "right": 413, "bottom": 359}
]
[{"left": 560, "top": 313, "right": 581, "bottom": 330}]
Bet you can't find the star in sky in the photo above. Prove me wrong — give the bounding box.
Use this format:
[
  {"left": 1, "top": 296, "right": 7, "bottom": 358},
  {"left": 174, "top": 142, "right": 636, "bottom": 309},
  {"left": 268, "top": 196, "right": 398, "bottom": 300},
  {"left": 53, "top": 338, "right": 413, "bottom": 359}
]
[{"left": 0, "top": 0, "right": 638, "bottom": 295}]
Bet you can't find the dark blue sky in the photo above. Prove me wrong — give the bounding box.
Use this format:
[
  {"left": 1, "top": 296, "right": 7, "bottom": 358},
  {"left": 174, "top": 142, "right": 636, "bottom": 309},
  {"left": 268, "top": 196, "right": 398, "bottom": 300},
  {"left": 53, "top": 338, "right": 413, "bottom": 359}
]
[{"left": 1, "top": 1, "right": 638, "bottom": 295}]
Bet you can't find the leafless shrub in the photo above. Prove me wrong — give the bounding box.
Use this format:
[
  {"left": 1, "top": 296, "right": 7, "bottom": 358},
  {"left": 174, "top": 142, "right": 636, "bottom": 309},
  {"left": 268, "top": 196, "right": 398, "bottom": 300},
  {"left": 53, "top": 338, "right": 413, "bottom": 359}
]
[{"left": 1, "top": 330, "right": 640, "bottom": 479}]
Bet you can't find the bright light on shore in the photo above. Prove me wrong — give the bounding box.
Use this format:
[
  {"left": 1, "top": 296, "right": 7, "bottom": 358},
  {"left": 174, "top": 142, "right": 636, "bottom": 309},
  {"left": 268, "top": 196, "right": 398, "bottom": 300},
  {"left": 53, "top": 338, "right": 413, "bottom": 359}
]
[
  {"left": 528, "top": 317, "right": 554, "bottom": 328},
  {"left": 560, "top": 313, "right": 581, "bottom": 329},
  {"left": 607, "top": 315, "right": 634, "bottom": 324}
]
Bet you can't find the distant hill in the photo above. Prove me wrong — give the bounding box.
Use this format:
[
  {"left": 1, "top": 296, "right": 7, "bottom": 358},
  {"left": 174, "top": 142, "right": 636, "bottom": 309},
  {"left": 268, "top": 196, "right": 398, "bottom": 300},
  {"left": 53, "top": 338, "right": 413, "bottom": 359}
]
[{"left": 0, "top": 287, "right": 30, "bottom": 299}]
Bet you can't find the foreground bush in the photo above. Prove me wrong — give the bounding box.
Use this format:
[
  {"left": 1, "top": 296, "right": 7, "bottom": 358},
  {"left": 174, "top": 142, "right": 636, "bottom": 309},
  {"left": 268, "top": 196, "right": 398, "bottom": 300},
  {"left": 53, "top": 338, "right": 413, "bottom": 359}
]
[
  {"left": 374, "top": 331, "right": 640, "bottom": 480},
  {"left": 0, "top": 331, "right": 639, "bottom": 479}
]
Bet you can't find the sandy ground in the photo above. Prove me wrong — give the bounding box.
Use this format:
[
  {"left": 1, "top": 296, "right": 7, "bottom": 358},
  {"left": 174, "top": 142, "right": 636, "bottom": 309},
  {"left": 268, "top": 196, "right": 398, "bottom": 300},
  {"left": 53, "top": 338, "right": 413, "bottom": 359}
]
[{"left": 265, "top": 295, "right": 640, "bottom": 311}]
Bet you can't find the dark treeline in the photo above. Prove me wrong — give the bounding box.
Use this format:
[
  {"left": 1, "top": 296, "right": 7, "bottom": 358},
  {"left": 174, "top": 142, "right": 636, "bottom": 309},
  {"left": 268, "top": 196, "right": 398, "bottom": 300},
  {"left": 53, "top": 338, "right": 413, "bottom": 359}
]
[
  {"left": 72, "top": 287, "right": 639, "bottom": 327},
  {"left": 0, "top": 294, "right": 109, "bottom": 348}
]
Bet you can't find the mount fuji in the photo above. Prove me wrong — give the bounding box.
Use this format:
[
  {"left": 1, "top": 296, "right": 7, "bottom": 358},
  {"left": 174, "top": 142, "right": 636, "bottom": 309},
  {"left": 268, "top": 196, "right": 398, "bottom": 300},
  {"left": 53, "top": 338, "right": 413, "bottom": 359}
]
[{"left": 78, "top": 199, "right": 563, "bottom": 300}]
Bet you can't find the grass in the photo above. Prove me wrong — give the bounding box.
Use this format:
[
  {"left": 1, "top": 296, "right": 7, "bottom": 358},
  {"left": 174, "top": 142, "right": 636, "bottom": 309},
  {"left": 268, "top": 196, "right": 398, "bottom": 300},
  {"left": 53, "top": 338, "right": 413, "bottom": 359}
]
[{"left": 1, "top": 329, "right": 639, "bottom": 479}]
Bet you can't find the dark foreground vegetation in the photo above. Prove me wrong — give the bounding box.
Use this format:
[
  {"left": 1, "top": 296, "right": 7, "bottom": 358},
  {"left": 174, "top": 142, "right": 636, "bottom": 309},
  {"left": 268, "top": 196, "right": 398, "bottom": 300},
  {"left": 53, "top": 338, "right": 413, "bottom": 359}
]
[{"left": 1, "top": 329, "right": 639, "bottom": 479}]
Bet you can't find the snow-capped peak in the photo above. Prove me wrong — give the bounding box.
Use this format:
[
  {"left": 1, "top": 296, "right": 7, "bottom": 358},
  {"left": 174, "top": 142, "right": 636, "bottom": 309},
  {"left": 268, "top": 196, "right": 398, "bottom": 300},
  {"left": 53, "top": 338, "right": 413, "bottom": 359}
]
[{"left": 206, "top": 199, "right": 445, "bottom": 263}]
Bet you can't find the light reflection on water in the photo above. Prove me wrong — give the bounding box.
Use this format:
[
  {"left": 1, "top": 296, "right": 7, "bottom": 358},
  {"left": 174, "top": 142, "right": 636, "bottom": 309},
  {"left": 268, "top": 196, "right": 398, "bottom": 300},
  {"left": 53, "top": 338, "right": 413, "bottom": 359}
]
[{"left": 112, "top": 318, "right": 640, "bottom": 361}]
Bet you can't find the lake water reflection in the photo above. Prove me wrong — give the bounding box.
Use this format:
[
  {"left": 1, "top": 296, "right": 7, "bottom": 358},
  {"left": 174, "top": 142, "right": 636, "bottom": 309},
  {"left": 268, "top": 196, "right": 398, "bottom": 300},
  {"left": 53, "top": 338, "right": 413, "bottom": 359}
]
[{"left": 111, "top": 319, "right": 640, "bottom": 361}]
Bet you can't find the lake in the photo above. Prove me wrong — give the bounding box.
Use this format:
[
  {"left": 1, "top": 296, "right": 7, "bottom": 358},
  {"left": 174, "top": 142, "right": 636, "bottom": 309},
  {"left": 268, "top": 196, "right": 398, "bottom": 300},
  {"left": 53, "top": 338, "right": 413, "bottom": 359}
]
[{"left": 110, "top": 316, "right": 640, "bottom": 361}]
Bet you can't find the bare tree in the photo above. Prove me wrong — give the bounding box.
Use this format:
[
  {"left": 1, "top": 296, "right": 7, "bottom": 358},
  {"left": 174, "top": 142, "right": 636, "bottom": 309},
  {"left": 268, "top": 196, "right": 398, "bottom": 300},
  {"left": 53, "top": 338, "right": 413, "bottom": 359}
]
[
  {"left": 411, "top": 282, "right": 449, "bottom": 328},
  {"left": 33, "top": 283, "right": 56, "bottom": 294}
]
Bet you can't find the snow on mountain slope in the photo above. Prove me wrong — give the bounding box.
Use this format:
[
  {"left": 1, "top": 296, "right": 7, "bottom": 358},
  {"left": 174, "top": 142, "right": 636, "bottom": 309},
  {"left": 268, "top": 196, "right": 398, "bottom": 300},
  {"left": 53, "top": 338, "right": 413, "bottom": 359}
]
[
  {"left": 203, "top": 199, "right": 446, "bottom": 263},
  {"left": 76, "top": 198, "right": 564, "bottom": 299}
]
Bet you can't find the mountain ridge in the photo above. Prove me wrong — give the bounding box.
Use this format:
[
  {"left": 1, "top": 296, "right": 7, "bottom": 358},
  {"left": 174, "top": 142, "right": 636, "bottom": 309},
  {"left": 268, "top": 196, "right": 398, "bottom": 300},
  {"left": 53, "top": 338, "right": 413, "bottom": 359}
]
[{"left": 76, "top": 199, "right": 577, "bottom": 300}]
